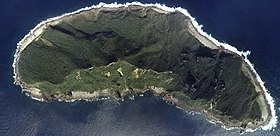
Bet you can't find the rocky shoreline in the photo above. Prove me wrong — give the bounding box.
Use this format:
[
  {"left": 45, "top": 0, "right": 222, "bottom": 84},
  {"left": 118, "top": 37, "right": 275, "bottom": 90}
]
[
  {"left": 13, "top": 2, "right": 277, "bottom": 132},
  {"left": 21, "top": 81, "right": 269, "bottom": 131}
]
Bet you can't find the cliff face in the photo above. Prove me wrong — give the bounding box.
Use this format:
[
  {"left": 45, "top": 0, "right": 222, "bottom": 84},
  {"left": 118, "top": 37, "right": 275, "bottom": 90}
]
[{"left": 17, "top": 6, "right": 264, "bottom": 128}]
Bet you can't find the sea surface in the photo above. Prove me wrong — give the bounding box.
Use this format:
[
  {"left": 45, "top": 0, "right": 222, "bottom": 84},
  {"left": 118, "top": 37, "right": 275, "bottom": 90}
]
[{"left": 1, "top": 0, "right": 280, "bottom": 135}]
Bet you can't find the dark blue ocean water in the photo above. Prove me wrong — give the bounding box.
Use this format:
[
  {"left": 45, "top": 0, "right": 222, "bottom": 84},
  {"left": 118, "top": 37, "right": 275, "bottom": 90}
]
[{"left": 1, "top": 0, "right": 280, "bottom": 135}]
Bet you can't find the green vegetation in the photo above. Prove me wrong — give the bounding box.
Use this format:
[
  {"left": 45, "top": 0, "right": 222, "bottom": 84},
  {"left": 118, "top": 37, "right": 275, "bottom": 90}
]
[
  {"left": 18, "top": 6, "right": 262, "bottom": 126},
  {"left": 30, "top": 60, "right": 182, "bottom": 98}
]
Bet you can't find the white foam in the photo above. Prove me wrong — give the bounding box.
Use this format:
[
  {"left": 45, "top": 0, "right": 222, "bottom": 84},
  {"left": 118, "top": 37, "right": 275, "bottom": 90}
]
[
  {"left": 244, "top": 58, "right": 278, "bottom": 131},
  {"left": 12, "top": 1, "right": 277, "bottom": 131},
  {"left": 24, "top": 91, "right": 44, "bottom": 102}
]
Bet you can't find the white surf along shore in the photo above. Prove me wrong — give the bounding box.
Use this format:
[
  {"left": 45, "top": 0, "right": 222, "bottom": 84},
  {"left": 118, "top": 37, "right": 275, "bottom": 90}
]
[{"left": 12, "top": 2, "right": 277, "bottom": 132}]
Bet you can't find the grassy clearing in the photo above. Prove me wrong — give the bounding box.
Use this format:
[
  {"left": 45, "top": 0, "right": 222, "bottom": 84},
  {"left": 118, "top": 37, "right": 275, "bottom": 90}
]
[{"left": 31, "top": 61, "right": 182, "bottom": 97}]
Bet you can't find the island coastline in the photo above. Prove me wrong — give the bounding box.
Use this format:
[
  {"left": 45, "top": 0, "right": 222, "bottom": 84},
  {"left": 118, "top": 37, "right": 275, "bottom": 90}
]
[{"left": 12, "top": 2, "right": 277, "bottom": 132}]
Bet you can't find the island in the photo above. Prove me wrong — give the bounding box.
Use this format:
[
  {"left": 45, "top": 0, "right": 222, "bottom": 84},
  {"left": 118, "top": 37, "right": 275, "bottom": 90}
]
[{"left": 13, "top": 2, "right": 276, "bottom": 131}]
